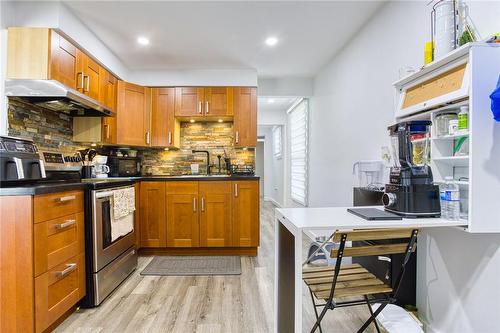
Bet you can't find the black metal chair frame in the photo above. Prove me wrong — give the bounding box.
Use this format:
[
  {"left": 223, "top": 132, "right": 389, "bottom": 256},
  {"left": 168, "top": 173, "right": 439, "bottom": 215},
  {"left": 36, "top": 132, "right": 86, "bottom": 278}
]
[{"left": 308, "top": 229, "right": 419, "bottom": 333}]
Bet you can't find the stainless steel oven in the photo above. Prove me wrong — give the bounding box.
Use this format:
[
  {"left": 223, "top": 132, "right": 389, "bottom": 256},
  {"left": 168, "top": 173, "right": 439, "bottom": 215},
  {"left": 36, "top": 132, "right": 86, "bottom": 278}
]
[{"left": 86, "top": 184, "right": 138, "bottom": 306}]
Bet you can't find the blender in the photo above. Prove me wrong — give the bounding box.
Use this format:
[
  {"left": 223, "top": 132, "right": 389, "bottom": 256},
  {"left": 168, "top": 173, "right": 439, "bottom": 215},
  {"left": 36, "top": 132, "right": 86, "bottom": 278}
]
[{"left": 383, "top": 121, "right": 441, "bottom": 217}]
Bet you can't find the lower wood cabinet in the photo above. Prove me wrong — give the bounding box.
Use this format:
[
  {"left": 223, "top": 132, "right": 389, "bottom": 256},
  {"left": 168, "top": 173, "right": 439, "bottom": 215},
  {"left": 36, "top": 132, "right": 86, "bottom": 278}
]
[
  {"left": 199, "top": 181, "right": 232, "bottom": 247},
  {"left": 166, "top": 182, "right": 200, "bottom": 247},
  {"left": 139, "top": 180, "right": 259, "bottom": 250},
  {"left": 0, "top": 191, "right": 86, "bottom": 333},
  {"left": 139, "top": 182, "right": 166, "bottom": 247},
  {"left": 232, "top": 181, "right": 260, "bottom": 247}
]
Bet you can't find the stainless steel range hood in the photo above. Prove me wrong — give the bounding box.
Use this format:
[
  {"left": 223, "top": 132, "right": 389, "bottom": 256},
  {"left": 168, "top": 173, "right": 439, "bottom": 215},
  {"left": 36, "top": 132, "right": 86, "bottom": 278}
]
[{"left": 5, "top": 79, "right": 115, "bottom": 117}]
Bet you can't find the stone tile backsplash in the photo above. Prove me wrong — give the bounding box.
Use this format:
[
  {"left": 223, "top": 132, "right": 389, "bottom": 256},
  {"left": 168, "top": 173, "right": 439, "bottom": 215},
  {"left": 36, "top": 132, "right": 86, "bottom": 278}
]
[
  {"left": 7, "top": 100, "right": 254, "bottom": 175},
  {"left": 7, "top": 99, "right": 85, "bottom": 153},
  {"left": 139, "top": 122, "right": 254, "bottom": 175}
]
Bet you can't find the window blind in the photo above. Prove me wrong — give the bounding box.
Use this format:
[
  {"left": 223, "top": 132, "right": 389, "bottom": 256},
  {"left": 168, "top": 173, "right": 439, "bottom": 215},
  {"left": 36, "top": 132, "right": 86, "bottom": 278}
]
[{"left": 288, "top": 99, "right": 308, "bottom": 206}]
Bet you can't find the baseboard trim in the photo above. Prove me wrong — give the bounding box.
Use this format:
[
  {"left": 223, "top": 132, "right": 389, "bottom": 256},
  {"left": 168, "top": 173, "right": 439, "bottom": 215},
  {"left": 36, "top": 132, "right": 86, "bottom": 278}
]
[
  {"left": 264, "top": 196, "right": 282, "bottom": 207},
  {"left": 139, "top": 247, "right": 258, "bottom": 257}
]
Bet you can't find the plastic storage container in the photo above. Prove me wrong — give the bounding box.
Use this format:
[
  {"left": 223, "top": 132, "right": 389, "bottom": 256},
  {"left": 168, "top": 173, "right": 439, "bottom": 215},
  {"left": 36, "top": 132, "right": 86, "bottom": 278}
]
[
  {"left": 435, "top": 113, "right": 458, "bottom": 137},
  {"left": 443, "top": 177, "right": 460, "bottom": 220}
]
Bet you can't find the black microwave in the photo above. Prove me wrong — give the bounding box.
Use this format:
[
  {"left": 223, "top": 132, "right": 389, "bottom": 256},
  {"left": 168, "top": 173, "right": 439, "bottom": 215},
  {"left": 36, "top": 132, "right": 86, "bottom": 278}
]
[{"left": 106, "top": 156, "right": 141, "bottom": 177}]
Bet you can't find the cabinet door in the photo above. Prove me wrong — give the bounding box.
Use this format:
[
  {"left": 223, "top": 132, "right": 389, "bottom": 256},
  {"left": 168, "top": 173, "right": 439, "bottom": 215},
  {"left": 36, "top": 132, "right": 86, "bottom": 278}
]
[
  {"left": 233, "top": 87, "right": 257, "bottom": 147},
  {"left": 232, "top": 181, "right": 259, "bottom": 247},
  {"left": 81, "top": 55, "right": 100, "bottom": 101},
  {"left": 100, "top": 69, "right": 118, "bottom": 144},
  {"left": 117, "top": 81, "right": 152, "bottom": 146},
  {"left": 199, "top": 181, "right": 232, "bottom": 247},
  {"left": 152, "top": 88, "right": 178, "bottom": 147},
  {"left": 166, "top": 182, "right": 199, "bottom": 247},
  {"left": 99, "top": 67, "right": 117, "bottom": 111},
  {"left": 139, "top": 182, "right": 166, "bottom": 248},
  {"left": 175, "top": 87, "right": 205, "bottom": 117},
  {"left": 50, "top": 30, "right": 81, "bottom": 90},
  {"left": 204, "top": 87, "right": 233, "bottom": 116}
]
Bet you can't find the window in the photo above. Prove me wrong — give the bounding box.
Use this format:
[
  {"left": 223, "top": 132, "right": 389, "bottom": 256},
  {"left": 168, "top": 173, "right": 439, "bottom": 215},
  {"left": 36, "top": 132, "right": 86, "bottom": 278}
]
[
  {"left": 288, "top": 99, "right": 309, "bottom": 206},
  {"left": 273, "top": 126, "right": 282, "bottom": 158}
]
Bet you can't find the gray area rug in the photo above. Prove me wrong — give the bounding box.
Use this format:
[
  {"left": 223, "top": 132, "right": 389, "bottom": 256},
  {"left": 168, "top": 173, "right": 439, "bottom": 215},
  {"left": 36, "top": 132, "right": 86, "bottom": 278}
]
[{"left": 140, "top": 256, "right": 242, "bottom": 276}]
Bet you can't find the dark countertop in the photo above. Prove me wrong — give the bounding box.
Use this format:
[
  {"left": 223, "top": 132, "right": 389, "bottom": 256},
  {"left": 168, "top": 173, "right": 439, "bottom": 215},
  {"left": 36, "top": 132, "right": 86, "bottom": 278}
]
[{"left": 0, "top": 175, "right": 259, "bottom": 196}]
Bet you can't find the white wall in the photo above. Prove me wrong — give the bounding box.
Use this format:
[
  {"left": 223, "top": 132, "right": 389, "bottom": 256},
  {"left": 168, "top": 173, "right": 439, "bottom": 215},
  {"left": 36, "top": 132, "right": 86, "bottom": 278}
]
[
  {"left": 258, "top": 77, "right": 313, "bottom": 97},
  {"left": 309, "top": 1, "right": 500, "bottom": 332},
  {"left": 258, "top": 126, "right": 285, "bottom": 207}
]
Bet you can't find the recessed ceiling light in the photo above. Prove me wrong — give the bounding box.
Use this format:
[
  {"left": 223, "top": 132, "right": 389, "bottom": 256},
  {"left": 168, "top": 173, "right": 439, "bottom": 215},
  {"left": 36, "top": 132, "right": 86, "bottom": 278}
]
[
  {"left": 137, "top": 36, "right": 150, "bottom": 46},
  {"left": 265, "top": 36, "right": 278, "bottom": 47},
  {"left": 190, "top": 119, "right": 195, "bottom": 123},
  {"left": 268, "top": 98, "right": 275, "bottom": 104}
]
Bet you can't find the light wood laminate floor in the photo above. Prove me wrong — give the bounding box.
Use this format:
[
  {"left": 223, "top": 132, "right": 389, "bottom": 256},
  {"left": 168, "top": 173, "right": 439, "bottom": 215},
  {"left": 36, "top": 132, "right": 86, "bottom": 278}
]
[{"left": 57, "top": 201, "right": 376, "bottom": 333}]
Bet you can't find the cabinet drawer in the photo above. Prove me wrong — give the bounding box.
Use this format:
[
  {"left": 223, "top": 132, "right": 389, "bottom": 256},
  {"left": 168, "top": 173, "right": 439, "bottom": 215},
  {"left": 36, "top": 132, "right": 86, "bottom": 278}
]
[
  {"left": 34, "top": 212, "right": 84, "bottom": 277},
  {"left": 34, "top": 190, "right": 84, "bottom": 223},
  {"left": 35, "top": 253, "right": 85, "bottom": 333}
]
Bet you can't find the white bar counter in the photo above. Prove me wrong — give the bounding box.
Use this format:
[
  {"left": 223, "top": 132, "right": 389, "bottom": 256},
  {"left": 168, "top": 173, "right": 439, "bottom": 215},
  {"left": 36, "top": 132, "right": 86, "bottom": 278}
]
[{"left": 273, "top": 206, "right": 466, "bottom": 333}]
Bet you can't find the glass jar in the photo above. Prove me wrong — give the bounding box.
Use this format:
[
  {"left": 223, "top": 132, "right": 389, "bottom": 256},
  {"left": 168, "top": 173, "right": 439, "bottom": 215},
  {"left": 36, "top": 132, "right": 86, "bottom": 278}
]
[{"left": 435, "top": 113, "right": 458, "bottom": 137}]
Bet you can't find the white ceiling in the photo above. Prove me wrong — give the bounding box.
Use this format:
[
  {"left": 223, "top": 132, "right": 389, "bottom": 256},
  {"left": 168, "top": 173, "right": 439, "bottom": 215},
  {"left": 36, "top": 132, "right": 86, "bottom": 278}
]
[
  {"left": 63, "top": 1, "right": 384, "bottom": 78},
  {"left": 258, "top": 97, "right": 299, "bottom": 113}
]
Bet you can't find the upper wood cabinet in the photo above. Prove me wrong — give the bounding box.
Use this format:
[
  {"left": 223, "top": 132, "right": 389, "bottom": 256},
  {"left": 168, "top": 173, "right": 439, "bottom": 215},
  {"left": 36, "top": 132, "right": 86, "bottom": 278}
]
[
  {"left": 140, "top": 182, "right": 167, "bottom": 248},
  {"left": 233, "top": 87, "right": 257, "bottom": 147},
  {"left": 116, "top": 80, "right": 152, "bottom": 146},
  {"left": 100, "top": 68, "right": 118, "bottom": 144},
  {"left": 204, "top": 87, "right": 233, "bottom": 116},
  {"left": 151, "top": 88, "right": 180, "bottom": 148},
  {"left": 199, "top": 181, "right": 232, "bottom": 247},
  {"left": 175, "top": 87, "right": 205, "bottom": 117},
  {"left": 166, "top": 182, "right": 200, "bottom": 248},
  {"left": 175, "top": 87, "right": 233, "bottom": 118},
  {"left": 232, "top": 180, "right": 260, "bottom": 247},
  {"left": 77, "top": 52, "right": 101, "bottom": 101},
  {"left": 50, "top": 30, "right": 80, "bottom": 90}
]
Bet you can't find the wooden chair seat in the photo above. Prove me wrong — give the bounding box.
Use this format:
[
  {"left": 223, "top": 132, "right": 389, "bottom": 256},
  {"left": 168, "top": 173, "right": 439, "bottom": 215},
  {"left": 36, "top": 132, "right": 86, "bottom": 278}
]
[{"left": 303, "top": 263, "right": 393, "bottom": 300}]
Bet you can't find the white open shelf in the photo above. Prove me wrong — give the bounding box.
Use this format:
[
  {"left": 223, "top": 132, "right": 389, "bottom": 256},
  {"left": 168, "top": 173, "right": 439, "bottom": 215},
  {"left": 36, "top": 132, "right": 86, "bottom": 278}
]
[
  {"left": 432, "top": 156, "right": 469, "bottom": 167},
  {"left": 395, "top": 44, "right": 500, "bottom": 233}
]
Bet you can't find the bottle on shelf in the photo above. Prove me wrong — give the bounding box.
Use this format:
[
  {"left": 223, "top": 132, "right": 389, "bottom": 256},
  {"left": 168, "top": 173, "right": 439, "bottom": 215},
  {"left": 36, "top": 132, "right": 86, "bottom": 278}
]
[
  {"left": 440, "top": 182, "right": 448, "bottom": 219},
  {"left": 443, "top": 176, "right": 460, "bottom": 220},
  {"left": 458, "top": 106, "right": 469, "bottom": 131}
]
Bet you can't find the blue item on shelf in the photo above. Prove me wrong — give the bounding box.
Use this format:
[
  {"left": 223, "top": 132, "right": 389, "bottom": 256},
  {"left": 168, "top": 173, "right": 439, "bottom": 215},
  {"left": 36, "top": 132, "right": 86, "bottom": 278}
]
[{"left": 490, "top": 75, "right": 500, "bottom": 121}]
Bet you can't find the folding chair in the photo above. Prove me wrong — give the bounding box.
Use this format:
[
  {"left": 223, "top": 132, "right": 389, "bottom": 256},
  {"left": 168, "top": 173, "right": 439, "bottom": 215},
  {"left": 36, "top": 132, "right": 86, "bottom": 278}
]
[{"left": 302, "top": 228, "right": 418, "bottom": 333}]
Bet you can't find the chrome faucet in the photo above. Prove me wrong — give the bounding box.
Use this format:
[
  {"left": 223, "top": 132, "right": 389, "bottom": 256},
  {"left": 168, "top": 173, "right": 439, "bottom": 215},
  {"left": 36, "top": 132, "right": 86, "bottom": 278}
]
[{"left": 192, "top": 150, "right": 211, "bottom": 175}]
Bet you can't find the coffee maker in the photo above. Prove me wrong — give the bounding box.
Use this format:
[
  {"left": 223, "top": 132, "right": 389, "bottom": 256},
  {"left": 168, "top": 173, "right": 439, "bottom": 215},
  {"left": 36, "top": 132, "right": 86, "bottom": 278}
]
[{"left": 382, "top": 121, "right": 441, "bottom": 217}]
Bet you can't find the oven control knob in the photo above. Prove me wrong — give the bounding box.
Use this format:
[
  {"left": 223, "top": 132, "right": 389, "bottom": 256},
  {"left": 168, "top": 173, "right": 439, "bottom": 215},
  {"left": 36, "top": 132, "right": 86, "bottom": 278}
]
[{"left": 382, "top": 193, "right": 397, "bottom": 207}]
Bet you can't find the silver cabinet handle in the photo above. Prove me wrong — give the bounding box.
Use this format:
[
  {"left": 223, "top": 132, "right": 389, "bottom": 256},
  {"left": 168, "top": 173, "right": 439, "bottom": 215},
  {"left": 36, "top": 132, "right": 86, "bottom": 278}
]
[
  {"left": 193, "top": 197, "right": 197, "bottom": 212},
  {"left": 235, "top": 131, "right": 239, "bottom": 144},
  {"left": 76, "top": 72, "right": 84, "bottom": 90},
  {"left": 145, "top": 131, "right": 151, "bottom": 144},
  {"left": 234, "top": 184, "right": 238, "bottom": 197},
  {"left": 56, "top": 195, "right": 76, "bottom": 203},
  {"left": 205, "top": 101, "right": 209, "bottom": 114},
  {"left": 201, "top": 197, "right": 205, "bottom": 212},
  {"left": 56, "top": 263, "right": 77, "bottom": 278},
  {"left": 168, "top": 131, "right": 172, "bottom": 145},
  {"left": 13, "top": 157, "right": 25, "bottom": 179},
  {"left": 39, "top": 159, "right": 46, "bottom": 178},
  {"left": 83, "top": 75, "right": 90, "bottom": 93},
  {"left": 55, "top": 219, "right": 77, "bottom": 230},
  {"left": 198, "top": 101, "right": 203, "bottom": 114}
]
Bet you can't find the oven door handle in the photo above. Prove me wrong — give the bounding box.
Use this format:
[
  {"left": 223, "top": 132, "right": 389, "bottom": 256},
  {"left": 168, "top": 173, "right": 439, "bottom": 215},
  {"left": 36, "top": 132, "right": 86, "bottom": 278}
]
[{"left": 95, "top": 191, "right": 115, "bottom": 199}]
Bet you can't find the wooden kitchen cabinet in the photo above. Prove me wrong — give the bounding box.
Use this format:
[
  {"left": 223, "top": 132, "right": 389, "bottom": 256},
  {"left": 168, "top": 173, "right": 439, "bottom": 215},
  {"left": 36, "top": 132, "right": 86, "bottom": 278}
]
[
  {"left": 233, "top": 87, "right": 257, "bottom": 147},
  {"left": 50, "top": 30, "right": 80, "bottom": 90},
  {"left": 166, "top": 182, "right": 200, "bottom": 247},
  {"left": 0, "top": 191, "right": 86, "bottom": 333},
  {"left": 175, "top": 87, "right": 205, "bottom": 117},
  {"left": 116, "top": 80, "right": 152, "bottom": 146},
  {"left": 77, "top": 52, "right": 101, "bottom": 100},
  {"left": 139, "top": 182, "right": 167, "bottom": 248},
  {"left": 175, "top": 87, "right": 233, "bottom": 118},
  {"left": 204, "top": 87, "right": 233, "bottom": 116},
  {"left": 151, "top": 87, "right": 180, "bottom": 148},
  {"left": 199, "top": 181, "right": 233, "bottom": 247},
  {"left": 232, "top": 180, "right": 260, "bottom": 247}
]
